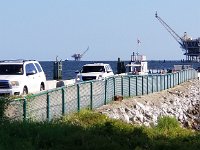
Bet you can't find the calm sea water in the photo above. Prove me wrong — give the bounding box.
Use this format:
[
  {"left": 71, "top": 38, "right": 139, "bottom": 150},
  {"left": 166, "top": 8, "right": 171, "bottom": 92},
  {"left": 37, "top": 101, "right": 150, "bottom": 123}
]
[{"left": 40, "top": 60, "right": 200, "bottom": 80}]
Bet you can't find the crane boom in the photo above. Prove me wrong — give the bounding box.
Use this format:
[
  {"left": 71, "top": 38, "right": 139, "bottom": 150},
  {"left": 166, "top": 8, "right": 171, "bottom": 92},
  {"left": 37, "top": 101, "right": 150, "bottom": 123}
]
[
  {"left": 155, "top": 12, "right": 200, "bottom": 62},
  {"left": 81, "top": 46, "right": 89, "bottom": 57},
  {"left": 71, "top": 46, "right": 89, "bottom": 61},
  {"left": 155, "top": 12, "right": 184, "bottom": 48}
]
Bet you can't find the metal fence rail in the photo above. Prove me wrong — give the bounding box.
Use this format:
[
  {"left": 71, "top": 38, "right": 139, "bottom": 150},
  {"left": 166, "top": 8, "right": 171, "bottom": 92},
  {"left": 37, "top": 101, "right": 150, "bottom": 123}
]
[{"left": 4, "top": 69, "right": 198, "bottom": 121}]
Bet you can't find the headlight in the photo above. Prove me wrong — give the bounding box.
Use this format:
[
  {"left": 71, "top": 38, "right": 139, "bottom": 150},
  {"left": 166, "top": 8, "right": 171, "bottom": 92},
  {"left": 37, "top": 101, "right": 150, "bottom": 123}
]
[{"left": 10, "top": 81, "right": 19, "bottom": 86}]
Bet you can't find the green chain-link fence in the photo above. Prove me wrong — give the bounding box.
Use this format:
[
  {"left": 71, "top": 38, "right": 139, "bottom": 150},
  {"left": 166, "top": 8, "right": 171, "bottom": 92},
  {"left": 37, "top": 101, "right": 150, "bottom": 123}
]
[{"left": 2, "top": 69, "right": 198, "bottom": 121}]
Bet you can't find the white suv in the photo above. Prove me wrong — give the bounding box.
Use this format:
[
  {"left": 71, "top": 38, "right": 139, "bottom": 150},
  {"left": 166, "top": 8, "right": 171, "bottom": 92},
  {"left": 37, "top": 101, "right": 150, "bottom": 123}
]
[
  {"left": 0, "top": 60, "right": 46, "bottom": 96},
  {"left": 76, "top": 63, "right": 114, "bottom": 82}
]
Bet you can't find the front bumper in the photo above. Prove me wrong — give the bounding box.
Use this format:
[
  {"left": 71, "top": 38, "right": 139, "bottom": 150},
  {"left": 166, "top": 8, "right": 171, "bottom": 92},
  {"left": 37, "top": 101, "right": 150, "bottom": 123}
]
[{"left": 0, "top": 87, "right": 22, "bottom": 96}]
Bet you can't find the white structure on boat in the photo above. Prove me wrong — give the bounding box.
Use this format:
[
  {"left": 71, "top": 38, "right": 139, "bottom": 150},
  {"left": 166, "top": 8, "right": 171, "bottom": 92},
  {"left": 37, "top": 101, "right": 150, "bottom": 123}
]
[{"left": 126, "top": 52, "right": 148, "bottom": 75}]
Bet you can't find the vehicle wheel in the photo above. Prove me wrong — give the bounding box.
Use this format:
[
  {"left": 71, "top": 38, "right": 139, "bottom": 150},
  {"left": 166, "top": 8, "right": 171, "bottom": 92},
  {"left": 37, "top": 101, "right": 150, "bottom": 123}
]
[
  {"left": 40, "top": 84, "right": 45, "bottom": 91},
  {"left": 23, "top": 87, "right": 28, "bottom": 95}
]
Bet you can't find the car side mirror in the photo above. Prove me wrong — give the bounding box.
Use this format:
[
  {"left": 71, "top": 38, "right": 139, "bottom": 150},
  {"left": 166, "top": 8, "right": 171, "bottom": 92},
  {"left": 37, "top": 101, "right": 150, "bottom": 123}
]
[{"left": 75, "top": 70, "right": 80, "bottom": 74}]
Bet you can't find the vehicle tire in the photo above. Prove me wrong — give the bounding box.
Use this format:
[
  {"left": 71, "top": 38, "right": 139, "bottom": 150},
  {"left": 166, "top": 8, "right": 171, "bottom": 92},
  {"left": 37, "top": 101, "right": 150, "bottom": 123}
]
[
  {"left": 23, "top": 87, "right": 28, "bottom": 95},
  {"left": 40, "top": 83, "right": 45, "bottom": 91}
]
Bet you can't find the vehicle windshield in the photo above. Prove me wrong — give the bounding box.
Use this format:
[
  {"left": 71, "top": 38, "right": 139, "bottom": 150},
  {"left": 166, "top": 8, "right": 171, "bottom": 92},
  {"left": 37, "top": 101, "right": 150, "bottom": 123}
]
[
  {"left": 82, "top": 66, "right": 105, "bottom": 73},
  {"left": 0, "top": 64, "right": 23, "bottom": 75}
]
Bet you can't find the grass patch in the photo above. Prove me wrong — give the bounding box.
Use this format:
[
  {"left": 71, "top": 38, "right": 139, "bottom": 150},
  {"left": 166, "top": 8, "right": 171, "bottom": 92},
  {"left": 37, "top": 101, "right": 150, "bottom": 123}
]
[
  {"left": 0, "top": 110, "right": 200, "bottom": 150},
  {"left": 157, "top": 116, "right": 180, "bottom": 130}
]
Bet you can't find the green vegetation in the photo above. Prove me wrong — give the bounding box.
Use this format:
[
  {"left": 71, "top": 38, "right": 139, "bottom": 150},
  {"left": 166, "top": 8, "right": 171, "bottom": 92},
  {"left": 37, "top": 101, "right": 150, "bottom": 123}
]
[
  {"left": 0, "top": 97, "right": 10, "bottom": 121},
  {"left": 0, "top": 110, "right": 200, "bottom": 150}
]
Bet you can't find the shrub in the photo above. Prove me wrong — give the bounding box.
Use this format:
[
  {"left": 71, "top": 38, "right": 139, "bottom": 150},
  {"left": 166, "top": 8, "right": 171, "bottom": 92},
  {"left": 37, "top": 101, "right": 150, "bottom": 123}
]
[
  {"left": 156, "top": 116, "right": 180, "bottom": 130},
  {"left": 59, "top": 109, "right": 108, "bottom": 127}
]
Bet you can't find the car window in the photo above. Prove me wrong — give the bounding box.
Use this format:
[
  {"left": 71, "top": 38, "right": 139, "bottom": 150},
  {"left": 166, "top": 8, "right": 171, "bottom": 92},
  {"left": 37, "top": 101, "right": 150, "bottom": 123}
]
[
  {"left": 25, "top": 63, "right": 37, "bottom": 74},
  {"left": 0, "top": 64, "right": 23, "bottom": 75},
  {"left": 105, "top": 66, "right": 109, "bottom": 72},
  {"left": 105, "top": 65, "right": 110, "bottom": 72},
  {"left": 107, "top": 65, "right": 113, "bottom": 72},
  {"left": 82, "top": 66, "right": 105, "bottom": 73},
  {"left": 34, "top": 63, "right": 43, "bottom": 72}
]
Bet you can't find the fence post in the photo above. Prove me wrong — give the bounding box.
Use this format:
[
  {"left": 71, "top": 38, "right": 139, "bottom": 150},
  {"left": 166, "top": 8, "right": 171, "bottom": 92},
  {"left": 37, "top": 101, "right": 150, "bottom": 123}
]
[
  {"left": 152, "top": 75, "right": 154, "bottom": 93},
  {"left": 178, "top": 72, "right": 180, "bottom": 85},
  {"left": 185, "top": 70, "right": 186, "bottom": 81},
  {"left": 181, "top": 70, "right": 183, "bottom": 83},
  {"left": 164, "top": 75, "right": 166, "bottom": 90},
  {"left": 186, "top": 70, "right": 188, "bottom": 80},
  {"left": 62, "top": 88, "right": 65, "bottom": 116},
  {"left": 188, "top": 69, "right": 190, "bottom": 80},
  {"left": 167, "top": 74, "right": 169, "bottom": 89},
  {"left": 47, "top": 93, "right": 50, "bottom": 122},
  {"left": 181, "top": 71, "right": 182, "bottom": 83},
  {"left": 146, "top": 76, "right": 148, "bottom": 94},
  {"left": 177, "top": 72, "right": 179, "bottom": 85},
  {"left": 174, "top": 73, "right": 176, "bottom": 86},
  {"left": 23, "top": 98, "right": 27, "bottom": 121},
  {"left": 128, "top": 76, "right": 131, "bottom": 97},
  {"left": 192, "top": 69, "right": 193, "bottom": 79},
  {"left": 160, "top": 75, "right": 163, "bottom": 91},
  {"left": 77, "top": 84, "right": 80, "bottom": 112},
  {"left": 121, "top": 76, "right": 123, "bottom": 96},
  {"left": 194, "top": 69, "right": 195, "bottom": 79},
  {"left": 193, "top": 69, "right": 195, "bottom": 79},
  {"left": 156, "top": 75, "right": 159, "bottom": 92},
  {"left": 142, "top": 76, "right": 144, "bottom": 95},
  {"left": 90, "top": 82, "right": 93, "bottom": 110},
  {"left": 136, "top": 76, "right": 138, "bottom": 96},
  {"left": 104, "top": 79, "right": 107, "bottom": 105},
  {"left": 181, "top": 71, "right": 183, "bottom": 83},
  {"left": 113, "top": 77, "right": 116, "bottom": 96},
  {"left": 170, "top": 74, "right": 172, "bottom": 88},
  {"left": 183, "top": 70, "right": 184, "bottom": 82}
]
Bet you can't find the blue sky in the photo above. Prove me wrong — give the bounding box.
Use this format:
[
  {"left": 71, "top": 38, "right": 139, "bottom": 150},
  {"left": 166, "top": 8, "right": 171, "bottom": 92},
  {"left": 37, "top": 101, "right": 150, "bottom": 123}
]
[{"left": 0, "top": 0, "right": 200, "bottom": 61}]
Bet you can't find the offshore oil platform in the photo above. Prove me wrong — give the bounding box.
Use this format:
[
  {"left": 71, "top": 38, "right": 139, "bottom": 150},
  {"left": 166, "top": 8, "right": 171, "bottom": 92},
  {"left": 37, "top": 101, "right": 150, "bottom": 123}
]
[
  {"left": 71, "top": 46, "right": 89, "bottom": 61},
  {"left": 155, "top": 12, "right": 200, "bottom": 62}
]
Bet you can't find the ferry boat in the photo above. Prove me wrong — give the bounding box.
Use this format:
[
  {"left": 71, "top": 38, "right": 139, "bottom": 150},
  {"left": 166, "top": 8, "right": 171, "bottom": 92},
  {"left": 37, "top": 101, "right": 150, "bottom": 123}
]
[{"left": 126, "top": 52, "right": 148, "bottom": 75}]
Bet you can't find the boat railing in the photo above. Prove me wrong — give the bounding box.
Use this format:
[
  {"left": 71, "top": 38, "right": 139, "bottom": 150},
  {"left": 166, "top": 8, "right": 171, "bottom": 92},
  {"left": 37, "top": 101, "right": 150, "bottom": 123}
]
[{"left": 131, "top": 55, "right": 146, "bottom": 62}]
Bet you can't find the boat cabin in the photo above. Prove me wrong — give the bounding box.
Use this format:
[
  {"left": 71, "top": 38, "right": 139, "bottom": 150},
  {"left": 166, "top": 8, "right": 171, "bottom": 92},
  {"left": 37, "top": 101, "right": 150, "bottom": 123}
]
[{"left": 126, "top": 52, "right": 148, "bottom": 75}]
